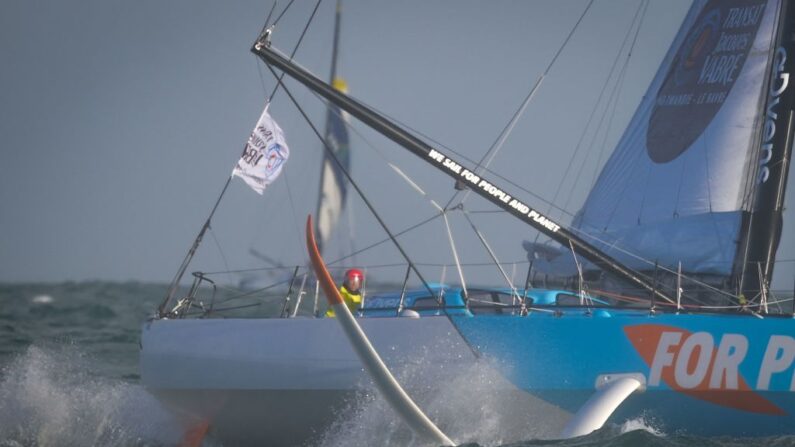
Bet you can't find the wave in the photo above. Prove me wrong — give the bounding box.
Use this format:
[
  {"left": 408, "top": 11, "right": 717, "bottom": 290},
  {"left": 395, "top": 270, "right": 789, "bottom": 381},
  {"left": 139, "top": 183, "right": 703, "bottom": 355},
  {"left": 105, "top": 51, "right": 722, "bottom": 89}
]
[{"left": 0, "top": 346, "right": 182, "bottom": 447}]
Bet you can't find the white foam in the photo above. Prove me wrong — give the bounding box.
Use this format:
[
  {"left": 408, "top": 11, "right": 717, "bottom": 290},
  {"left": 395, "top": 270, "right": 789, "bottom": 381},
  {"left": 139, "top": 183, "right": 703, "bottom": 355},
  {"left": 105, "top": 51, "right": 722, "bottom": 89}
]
[
  {"left": 31, "top": 295, "right": 53, "bottom": 304},
  {"left": 0, "top": 346, "right": 183, "bottom": 446},
  {"left": 618, "top": 416, "right": 665, "bottom": 437},
  {"left": 317, "top": 351, "right": 568, "bottom": 447}
]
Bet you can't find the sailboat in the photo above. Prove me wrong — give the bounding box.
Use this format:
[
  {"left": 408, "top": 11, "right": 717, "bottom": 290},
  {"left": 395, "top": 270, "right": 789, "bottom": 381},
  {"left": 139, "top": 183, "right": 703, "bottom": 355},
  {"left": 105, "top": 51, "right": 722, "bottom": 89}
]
[{"left": 141, "top": 0, "right": 795, "bottom": 445}]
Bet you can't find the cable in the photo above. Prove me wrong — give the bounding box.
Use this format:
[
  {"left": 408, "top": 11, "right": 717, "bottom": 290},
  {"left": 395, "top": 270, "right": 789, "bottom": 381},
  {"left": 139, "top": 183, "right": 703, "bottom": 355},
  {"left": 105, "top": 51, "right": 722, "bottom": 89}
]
[
  {"left": 271, "top": 0, "right": 296, "bottom": 27},
  {"left": 268, "top": 0, "right": 323, "bottom": 102},
  {"left": 444, "top": 0, "right": 596, "bottom": 211},
  {"left": 262, "top": 61, "right": 437, "bottom": 297}
]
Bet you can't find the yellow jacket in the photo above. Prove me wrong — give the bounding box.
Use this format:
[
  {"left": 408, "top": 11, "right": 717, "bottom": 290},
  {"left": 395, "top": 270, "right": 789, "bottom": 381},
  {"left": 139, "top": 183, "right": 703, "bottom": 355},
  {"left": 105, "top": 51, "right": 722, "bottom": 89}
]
[{"left": 325, "top": 285, "right": 362, "bottom": 317}]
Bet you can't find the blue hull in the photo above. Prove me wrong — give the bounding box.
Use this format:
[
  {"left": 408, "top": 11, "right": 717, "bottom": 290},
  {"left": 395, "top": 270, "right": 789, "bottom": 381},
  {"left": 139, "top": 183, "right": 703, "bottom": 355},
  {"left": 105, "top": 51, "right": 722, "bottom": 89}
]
[{"left": 451, "top": 311, "right": 795, "bottom": 436}]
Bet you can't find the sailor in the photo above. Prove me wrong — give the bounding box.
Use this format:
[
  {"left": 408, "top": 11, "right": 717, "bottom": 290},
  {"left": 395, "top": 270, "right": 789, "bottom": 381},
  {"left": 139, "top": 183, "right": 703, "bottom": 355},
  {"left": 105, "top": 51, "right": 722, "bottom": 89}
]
[
  {"left": 738, "top": 293, "right": 748, "bottom": 311},
  {"left": 325, "top": 268, "right": 364, "bottom": 317}
]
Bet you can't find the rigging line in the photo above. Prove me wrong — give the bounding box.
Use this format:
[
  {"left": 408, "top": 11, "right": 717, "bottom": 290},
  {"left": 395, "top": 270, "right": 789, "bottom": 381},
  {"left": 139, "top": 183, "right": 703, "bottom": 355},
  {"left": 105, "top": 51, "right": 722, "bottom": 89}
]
[
  {"left": 564, "top": 71, "right": 629, "bottom": 224},
  {"left": 203, "top": 265, "right": 304, "bottom": 275},
  {"left": 271, "top": 0, "right": 296, "bottom": 27},
  {"left": 466, "top": 209, "right": 509, "bottom": 214},
  {"left": 305, "top": 88, "right": 579, "bottom": 270},
  {"left": 454, "top": 75, "right": 543, "bottom": 209},
  {"left": 562, "top": 0, "right": 648, "bottom": 217},
  {"left": 311, "top": 97, "right": 585, "bottom": 286},
  {"left": 310, "top": 86, "right": 441, "bottom": 211},
  {"left": 378, "top": 150, "right": 473, "bottom": 292},
  {"left": 286, "top": 48, "right": 574, "bottom": 219},
  {"left": 440, "top": 207, "right": 468, "bottom": 298},
  {"left": 260, "top": 1, "right": 279, "bottom": 37},
  {"left": 263, "top": 47, "right": 461, "bottom": 279},
  {"left": 326, "top": 213, "right": 443, "bottom": 267},
  {"left": 255, "top": 58, "right": 269, "bottom": 94},
  {"left": 585, "top": 46, "right": 632, "bottom": 192},
  {"left": 309, "top": 85, "right": 579, "bottom": 219},
  {"left": 601, "top": 134, "right": 646, "bottom": 230},
  {"left": 262, "top": 62, "right": 437, "bottom": 298},
  {"left": 528, "top": 0, "right": 647, "bottom": 250},
  {"left": 159, "top": 176, "right": 233, "bottom": 316},
  {"left": 462, "top": 209, "right": 521, "bottom": 300},
  {"left": 258, "top": 0, "right": 323, "bottom": 258},
  {"left": 443, "top": 0, "right": 596, "bottom": 212},
  {"left": 588, "top": 0, "right": 650, "bottom": 191},
  {"left": 386, "top": 158, "right": 469, "bottom": 289},
  {"left": 267, "top": 0, "right": 323, "bottom": 103},
  {"left": 282, "top": 165, "right": 307, "bottom": 262},
  {"left": 213, "top": 281, "right": 293, "bottom": 305},
  {"left": 208, "top": 226, "right": 233, "bottom": 285},
  {"left": 418, "top": 259, "right": 529, "bottom": 267},
  {"left": 305, "top": 87, "right": 440, "bottom": 204},
  {"left": 567, "top": 223, "right": 738, "bottom": 303},
  {"left": 202, "top": 258, "right": 531, "bottom": 276},
  {"left": 163, "top": 0, "right": 319, "bottom": 317}
]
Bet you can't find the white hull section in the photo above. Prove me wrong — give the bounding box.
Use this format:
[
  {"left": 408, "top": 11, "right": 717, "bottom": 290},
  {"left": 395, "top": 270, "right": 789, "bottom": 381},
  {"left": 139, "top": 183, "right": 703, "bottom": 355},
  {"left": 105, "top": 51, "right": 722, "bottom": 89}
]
[
  {"left": 140, "top": 316, "right": 569, "bottom": 445},
  {"left": 141, "top": 316, "right": 477, "bottom": 391}
]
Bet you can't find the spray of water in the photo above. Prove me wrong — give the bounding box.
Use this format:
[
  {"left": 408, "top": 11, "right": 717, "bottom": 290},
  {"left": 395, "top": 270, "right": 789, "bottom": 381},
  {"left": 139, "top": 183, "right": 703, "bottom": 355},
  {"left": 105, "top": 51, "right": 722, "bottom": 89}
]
[
  {"left": 317, "top": 347, "right": 568, "bottom": 447},
  {"left": 618, "top": 415, "right": 665, "bottom": 437},
  {"left": 0, "top": 346, "right": 182, "bottom": 447}
]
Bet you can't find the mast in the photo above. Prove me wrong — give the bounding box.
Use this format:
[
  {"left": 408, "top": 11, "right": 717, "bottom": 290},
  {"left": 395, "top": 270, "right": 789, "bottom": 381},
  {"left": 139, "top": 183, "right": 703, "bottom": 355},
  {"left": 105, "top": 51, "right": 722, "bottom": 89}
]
[
  {"left": 252, "top": 37, "right": 675, "bottom": 304},
  {"left": 328, "top": 0, "right": 342, "bottom": 83},
  {"left": 738, "top": 0, "right": 795, "bottom": 299}
]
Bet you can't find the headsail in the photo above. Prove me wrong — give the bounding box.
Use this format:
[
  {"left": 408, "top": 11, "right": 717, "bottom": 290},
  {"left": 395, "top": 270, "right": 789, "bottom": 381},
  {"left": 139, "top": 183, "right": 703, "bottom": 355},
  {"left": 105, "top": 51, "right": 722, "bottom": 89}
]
[{"left": 574, "top": 0, "right": 785, "bottom": 289}]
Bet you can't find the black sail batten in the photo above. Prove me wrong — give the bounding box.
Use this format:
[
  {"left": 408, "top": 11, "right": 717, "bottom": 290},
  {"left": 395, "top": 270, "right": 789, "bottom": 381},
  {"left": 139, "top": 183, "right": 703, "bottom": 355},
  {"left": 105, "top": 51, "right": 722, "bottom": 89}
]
[
  {"left": 738, "top": 0, "right": 795, "bottom": 299},
  {"left": 252, "top": 40, "right": 675, "bottom": 304}
]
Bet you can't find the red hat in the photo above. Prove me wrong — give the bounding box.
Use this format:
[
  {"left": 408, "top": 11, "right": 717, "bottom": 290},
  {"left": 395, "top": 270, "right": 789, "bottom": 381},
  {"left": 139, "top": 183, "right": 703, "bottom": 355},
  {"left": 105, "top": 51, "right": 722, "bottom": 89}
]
[{"left": 345, "top": 268, "right": 364, "bottom": 282}]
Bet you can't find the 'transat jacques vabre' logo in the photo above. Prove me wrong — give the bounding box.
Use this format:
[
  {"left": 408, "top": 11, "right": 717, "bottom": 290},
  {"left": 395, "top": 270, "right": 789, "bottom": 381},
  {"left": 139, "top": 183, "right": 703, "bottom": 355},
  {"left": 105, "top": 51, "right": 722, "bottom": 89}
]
[{"left": 647, "top": 1, "right": 766, "bottom": 163}]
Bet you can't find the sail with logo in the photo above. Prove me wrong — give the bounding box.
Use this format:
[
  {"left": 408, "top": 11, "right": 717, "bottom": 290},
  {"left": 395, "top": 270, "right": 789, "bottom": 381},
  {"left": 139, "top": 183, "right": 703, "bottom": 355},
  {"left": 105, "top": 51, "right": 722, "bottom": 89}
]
[{"left": 566, "top": 0, "right": 792, "bottom": 298}]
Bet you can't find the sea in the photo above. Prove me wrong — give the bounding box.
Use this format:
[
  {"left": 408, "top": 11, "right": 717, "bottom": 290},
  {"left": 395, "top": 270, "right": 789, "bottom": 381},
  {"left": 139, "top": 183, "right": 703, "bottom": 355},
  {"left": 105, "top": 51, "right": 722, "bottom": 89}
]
[{"left": 1, "top": 281, "right": 793, "bottom": 447}]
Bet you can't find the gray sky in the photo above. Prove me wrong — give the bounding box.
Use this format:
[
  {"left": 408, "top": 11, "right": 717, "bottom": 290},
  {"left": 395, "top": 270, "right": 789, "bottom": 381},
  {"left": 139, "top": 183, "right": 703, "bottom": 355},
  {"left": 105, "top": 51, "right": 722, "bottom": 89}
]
[{"left": 1, "top": 0, "right": 793, "bottom": 292}]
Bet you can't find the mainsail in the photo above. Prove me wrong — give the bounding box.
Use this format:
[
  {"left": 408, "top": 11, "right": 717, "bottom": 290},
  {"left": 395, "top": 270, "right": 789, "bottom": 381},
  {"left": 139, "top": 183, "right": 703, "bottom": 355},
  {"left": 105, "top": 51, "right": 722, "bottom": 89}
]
[
  {"left": 574, "top": 0, "right": 789, "bottom": 293},
  {"left": 315, "top": 78, "right": 351, "bottom": 254},
  {"left": 314, "top": 0, "right": 351, "bottom": 254}
]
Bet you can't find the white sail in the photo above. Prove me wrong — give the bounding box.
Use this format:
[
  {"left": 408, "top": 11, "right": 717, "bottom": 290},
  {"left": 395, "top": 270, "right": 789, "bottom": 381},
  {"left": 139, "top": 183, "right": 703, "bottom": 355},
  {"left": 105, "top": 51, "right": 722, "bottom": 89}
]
[{"left": 574, "top": 0, "right": 779, "bottom": 276}]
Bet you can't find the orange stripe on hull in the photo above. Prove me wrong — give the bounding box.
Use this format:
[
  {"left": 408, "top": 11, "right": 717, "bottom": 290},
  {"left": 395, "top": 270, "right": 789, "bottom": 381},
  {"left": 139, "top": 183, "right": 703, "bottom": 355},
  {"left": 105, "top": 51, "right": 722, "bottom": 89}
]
[{"left": 624, "top": 324, "right": 785, "bottom": 416}]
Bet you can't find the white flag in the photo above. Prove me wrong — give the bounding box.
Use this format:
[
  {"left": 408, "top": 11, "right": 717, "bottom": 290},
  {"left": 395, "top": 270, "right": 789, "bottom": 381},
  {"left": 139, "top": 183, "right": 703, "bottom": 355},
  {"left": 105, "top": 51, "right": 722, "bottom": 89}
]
[{"left": 232, "top": 104, "right": 289, "bottom": 194}]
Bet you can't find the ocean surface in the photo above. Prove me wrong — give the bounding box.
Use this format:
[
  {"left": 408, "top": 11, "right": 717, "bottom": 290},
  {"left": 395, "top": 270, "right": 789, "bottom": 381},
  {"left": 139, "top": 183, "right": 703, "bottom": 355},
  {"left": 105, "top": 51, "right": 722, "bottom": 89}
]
[{"left": 1, "top": 281, "right": 793, "bottom": 447}]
